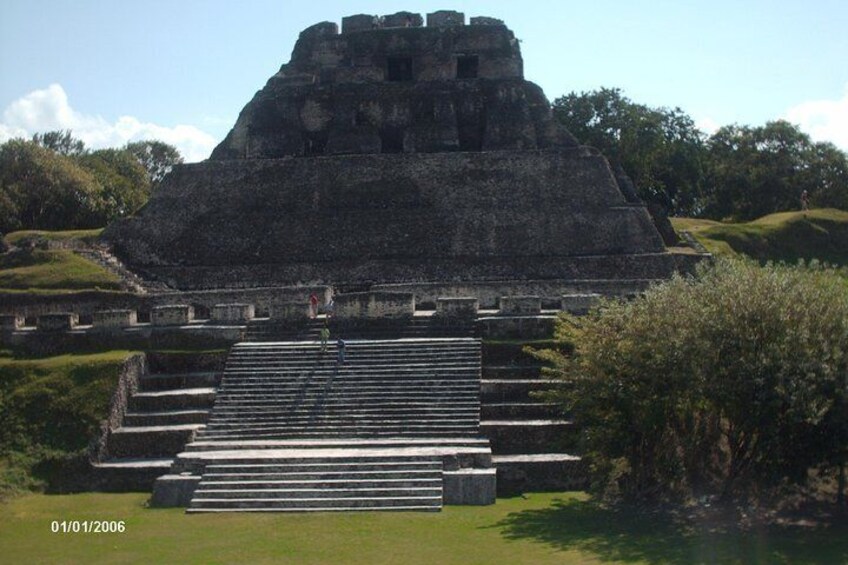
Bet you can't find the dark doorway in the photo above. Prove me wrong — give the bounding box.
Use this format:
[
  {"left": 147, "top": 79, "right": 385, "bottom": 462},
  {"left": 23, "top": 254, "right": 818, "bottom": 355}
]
[
  {"left": 456, "top": 56, "right": 479, "bottom": 79},
  {"left": 380, "top": 129, "right": 405, "bottom": 153},
  {"left": 387, "top": 57, "right": 413, "bottom": 82}
]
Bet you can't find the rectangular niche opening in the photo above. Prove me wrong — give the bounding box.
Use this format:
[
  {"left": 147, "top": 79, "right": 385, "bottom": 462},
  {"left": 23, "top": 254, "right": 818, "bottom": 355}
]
[
  {"left": 456, "top": 55, "right": 479, "bottom": 79},
  {"left": 387, "top": 57, "right": 414, "bottom": 82},
  {"left": 380, "top": 129, "right": 405, "bottom": 153}
]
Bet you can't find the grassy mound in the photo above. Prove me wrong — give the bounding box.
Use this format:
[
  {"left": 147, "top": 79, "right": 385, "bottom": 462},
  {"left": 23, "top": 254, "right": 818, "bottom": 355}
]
[
  {"left": 0, "top": 249, "right": 122, "bottom": 293},
  {"left": 3, "top": 229, "right": 103, "bottom": 246},
  {"left": 672, "top": 208, "right": 848, "bottom": 266},
  {"left": 0, "top": 351, "right": 133, "bottom": 496}
]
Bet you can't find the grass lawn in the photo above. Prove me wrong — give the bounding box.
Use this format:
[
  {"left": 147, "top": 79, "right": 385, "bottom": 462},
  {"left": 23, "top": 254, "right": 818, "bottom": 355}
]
[
  {"left": 0, "top": 351, "right": 135, "bottom": 496},
  {"left": 671, "top": 208, "right": 848, "bottom": 266},
  {"left": 4, "top": 229, "right": 104, "bottom": 246},
  {"left": 0, "top": 249, "right": 122, "bottom": 293},
  {"left": 0, "top": 492, "right": 845, "bottom": 564}
]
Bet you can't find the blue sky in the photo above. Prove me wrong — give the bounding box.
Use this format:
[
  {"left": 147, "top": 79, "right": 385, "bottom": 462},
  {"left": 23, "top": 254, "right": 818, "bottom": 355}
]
[{"left": 1, "top": 0, "right": 846, "bottom": 161}]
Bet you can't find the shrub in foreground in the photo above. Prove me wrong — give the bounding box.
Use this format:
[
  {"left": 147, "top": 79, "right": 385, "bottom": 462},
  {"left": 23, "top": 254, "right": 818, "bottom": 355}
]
[{"left": 536, "top": 258, "right": 848, "bottom": 505}]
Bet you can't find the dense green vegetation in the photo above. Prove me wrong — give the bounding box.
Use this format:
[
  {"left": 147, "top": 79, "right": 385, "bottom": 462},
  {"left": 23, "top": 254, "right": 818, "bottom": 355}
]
[
  {"left": 0, "top": 131, "right": 182, "bottom": 233},
  {"left": 672, "top": 208, "right": 848, "bottom": 266},
  {"left": 1, "top": 491, "right": 845, "bottom": 564},
  {"left": 553, "top": 88, "right": 848, "bottom": 221},
  {"left": 0, "top": 351, "right": 133, "bottom": 497},
  {"left": 0, "top": 248, "right": 122, "bottom": 293},
  {"left": 535, "top": 258, "right": 848, "bottom": 506}
]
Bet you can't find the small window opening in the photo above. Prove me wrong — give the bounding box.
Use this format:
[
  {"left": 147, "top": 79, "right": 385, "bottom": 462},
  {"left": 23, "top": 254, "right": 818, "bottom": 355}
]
[
  {"left": 304, "top": 135, "right": 326, "bottom": 156},
  {"left": 456, "top": 56, "right": 479, "bottom": 79},
  {"left": 380, "top": 129, "right": 405, "bottom": 153},
  {"left": 387, "top": 57, "right": 413, "bottom": 82}
]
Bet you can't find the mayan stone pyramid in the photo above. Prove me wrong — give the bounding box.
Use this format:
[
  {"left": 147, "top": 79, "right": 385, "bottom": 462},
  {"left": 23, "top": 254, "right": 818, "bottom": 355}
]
[{"left": 104, "top": 11, "right": 682, "bottom": 290}]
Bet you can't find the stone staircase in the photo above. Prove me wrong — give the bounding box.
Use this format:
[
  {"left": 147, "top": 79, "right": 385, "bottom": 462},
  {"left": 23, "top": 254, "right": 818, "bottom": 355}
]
[
  {"left": 479, "top": 341, "right": 586, "bottom": 494},
  {"left": 245, "top": 316, "right": 476, "bottom": 342},
  {"left": 153, "top": 338, "right": 493, "bottom": 512},
  {"left": 91, "top": 352, "right": 224, "bottom": 491},
  {"left": 188, "top": 454, "right": 444, "bottom": 512}
]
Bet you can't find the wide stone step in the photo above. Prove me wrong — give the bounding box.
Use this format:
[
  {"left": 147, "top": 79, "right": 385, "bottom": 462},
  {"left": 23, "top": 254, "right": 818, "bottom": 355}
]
[
  {"left": 208, "top": 406, "right": 477, "bottom": 418},
  {"left": 130, "top": 388, "right": 217, "bottom": 411},
  {"left": 205, "top": 417, "right": 479, "bottom": 428},
  {"left": 482, "top": 366, "right": 544, "bottom": 380},
  {"left": 481, "top": 380, "right": 559, "bottom": 402},
  {"left": 138, "top": 372, "right": 222, "bottom": 391},
  {"left": 107, "top": 425, "right": 203, "bottom": 458},
  {"left": 492, "top": 453, "right": 588, "bottom": 494},
  {"left": 203, "top": 461, "right": 442, "bottom": 474},
  {"left": 481, "top": 420, "right": 577, "bottom": 454},
  {"left": 481, "top": 403, "right": 560, "bottom": 419},
  {"left": 193, "top": 433, "right": 478, "bottom": 442},
  {"left": 186, "top": 504, "right": 441, "bottom": 513},
  {"left": 203, "top": 472, "right": 441, "bottom": 482},
  {"left": 183, "top": 437, "right": 491, "bottom": 452},
  {"left": 124, "top": 409, "right": 210, "bottom": 426},
  {"left": 193, "top": 486, "right": 443, "bottom": 499},
  {"left": 90, "top": 458, "right": 173, "bottom": 491},
  {"left": 188, "top": 495, "right": 442, "bottom": 510}
]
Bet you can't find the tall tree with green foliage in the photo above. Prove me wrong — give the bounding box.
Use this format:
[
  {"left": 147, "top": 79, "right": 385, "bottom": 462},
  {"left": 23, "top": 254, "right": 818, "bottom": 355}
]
[
  {"left": 124, "top": 140, "right": 183, "bottom": 186},
  {"left": 77, "top": 149, "right": 151, "bottom": 222},
  {"left": 535, "top": 258, "right": 848, "bottom": 505},
  {"left": 0, "top": 139, "right": 102, "bottom": 232},
  {"left": 31, "top": 130, "right": 87, "bottom": 157},
  {"left": 552, "top": 87, "right": 706, "bottom": 217}
]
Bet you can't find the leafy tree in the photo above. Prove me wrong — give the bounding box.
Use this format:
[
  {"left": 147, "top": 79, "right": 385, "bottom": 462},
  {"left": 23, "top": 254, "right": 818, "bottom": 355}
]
[
  {"left": 552, "top": 87, "right": 706, "bottom": 217},
  {"left": 124, "top": 140, "right": 183, "bottom": 186},
  {"left": 535, "top": 258, "right": 848, "bottom": 505},
  {"left": 32, "top": 130, "right": 87, "bottom": 157},
  {"left": 0, "top": 139, "right": 102, "bottom": 232},
  {"left": 77, "top": 149, "right": 151, "bottom": 222}
]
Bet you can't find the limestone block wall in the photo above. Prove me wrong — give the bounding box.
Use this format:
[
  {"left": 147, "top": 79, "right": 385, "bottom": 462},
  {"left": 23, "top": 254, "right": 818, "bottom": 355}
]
[
  {"left": 211, "top": 304, "right": 255, "bottom": 323},
  {"left": 499, "top": 296, "right": 541, "bottom": 316},
  {"left": 151, "top": 305, "right": 194, "bottom": 326},
  {"left": 37, "top": 313, "right": 79, "bottom": 332},
  {"left": 334, "top": 292, "right": 415, "bottom": 319},
  {"left": 92, "top": 310, "right": 138, "bottom": 330}
]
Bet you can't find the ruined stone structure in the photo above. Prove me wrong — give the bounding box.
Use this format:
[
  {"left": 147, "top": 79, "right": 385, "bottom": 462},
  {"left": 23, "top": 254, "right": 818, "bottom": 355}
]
[{"left": 104, "top": 11, "right": 685, "bottom": 290}]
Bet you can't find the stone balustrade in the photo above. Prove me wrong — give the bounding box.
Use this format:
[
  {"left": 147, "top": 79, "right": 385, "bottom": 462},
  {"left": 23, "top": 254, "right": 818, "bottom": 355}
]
[
  {"left": 561, "top": 293, "right": 601, "bottom": 315},
  {"left": 1, "top": 314, "right": 24, "bottom": 331},
  {"left": 335, "top": 292, "right": 415, "bottom": 319},
  {"left": 270, "top": 303, "right": 310, "bottom": 320},
  {"left": 37, "top": 313, "right": 79, "bottom": 332},
  {"left": 211, "top": 303, "right": 255, "bottom": 323},
  {"left": 92, "top": 309, "right": 138, "bottom": 330},
  {"left": 498, "top": 296, "right": 541, "bottom": 316},
  {"left": 435, "top": 297, "right": 479, "bottom": 319},
  {"left": 151, "top": 305, "right": 194, "bottom": 326}
]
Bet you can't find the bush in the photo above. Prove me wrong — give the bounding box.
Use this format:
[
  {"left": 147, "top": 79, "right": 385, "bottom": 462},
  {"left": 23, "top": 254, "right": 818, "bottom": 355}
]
[{"left": 536, "top": 257, "right": 848, "bottom": 505}]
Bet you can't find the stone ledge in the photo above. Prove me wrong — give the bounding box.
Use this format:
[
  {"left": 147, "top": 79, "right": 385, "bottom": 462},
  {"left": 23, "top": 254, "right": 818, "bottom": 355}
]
[{"left": 443, "top": 468, "right": 496, "bottom": 505}]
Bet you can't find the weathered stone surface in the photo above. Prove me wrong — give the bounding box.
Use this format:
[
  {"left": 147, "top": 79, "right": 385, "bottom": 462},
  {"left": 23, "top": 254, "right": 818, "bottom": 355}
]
[
  {"left": 334, "top": 292, "right": 415, "bottom": 319},
  {"left": 92, "top": 309, "right": 138, "bottom": 330},
  {"left": 150, "top": 474, "right": 201, "bottom": 507},
  {"left": 37, "top": 313, "right": 78, "bottom": 332},
  {"left": 151, "top": 305, "right": 193, "bottom": 326},
  {"left": 102, "top": 13, "right": 688, "bottom": 290},
  {"left": 435, "top": 297, "right": 479, "bottom": 319},
  {"left": 499, "top": 296, "right": 541, "bottom": 315},
  {"left": 561, "top": 293, "right": 601, "bottom": 314},
  {"left": 0, "top": 314, "right": 24, "bottom": 331},
  {"left": 443, "top": 468, "right": 496, "bottom": 505},
  {"left": 210, "top": 303, "right": 255, "bottom": 323}
]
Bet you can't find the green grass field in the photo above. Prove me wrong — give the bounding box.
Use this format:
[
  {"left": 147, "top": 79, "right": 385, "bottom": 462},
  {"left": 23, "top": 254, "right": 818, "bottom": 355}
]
[
  {"left": 0, "top": 492, "right": 845, "bottom": 564},
  {"left": 0, "top": 249, "right": 122, "bottom": 293},
  {"left": 0, "top": 351, "right": 134, "bottom": 496},
  {"left": 4, "top": 229, "right": 104, "bottom": 246},
  {"left": 671, "top": 208, "right": 848, "bottom": 266}
]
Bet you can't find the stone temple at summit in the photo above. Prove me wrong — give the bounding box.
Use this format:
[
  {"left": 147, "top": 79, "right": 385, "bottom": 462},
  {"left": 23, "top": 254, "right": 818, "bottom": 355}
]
[{"left": 104, "top": 10, "right": 693, "bottom": 290}]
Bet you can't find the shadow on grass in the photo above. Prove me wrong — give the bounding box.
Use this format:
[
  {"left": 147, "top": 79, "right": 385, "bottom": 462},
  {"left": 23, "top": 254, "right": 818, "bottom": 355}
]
[{"left": 491, "top": 496, "right": 848, "bottom": 564}]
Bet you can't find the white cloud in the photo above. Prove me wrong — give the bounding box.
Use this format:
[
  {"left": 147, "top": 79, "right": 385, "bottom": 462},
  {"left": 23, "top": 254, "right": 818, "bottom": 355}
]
[
  {"left": 695, "top": 116, "right": 720, "bottom": 136},
  {"left": 0, "top": 84, "right": 217, "bottom": 162},
  {"left": 784, "top": 85, "right": 848, "bottom": 152}
]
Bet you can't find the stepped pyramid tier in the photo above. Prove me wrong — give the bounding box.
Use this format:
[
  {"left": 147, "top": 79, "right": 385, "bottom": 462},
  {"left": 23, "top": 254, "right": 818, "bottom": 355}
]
[{"left": 104, "top": 11, "right": 681, "bottom": 290}]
